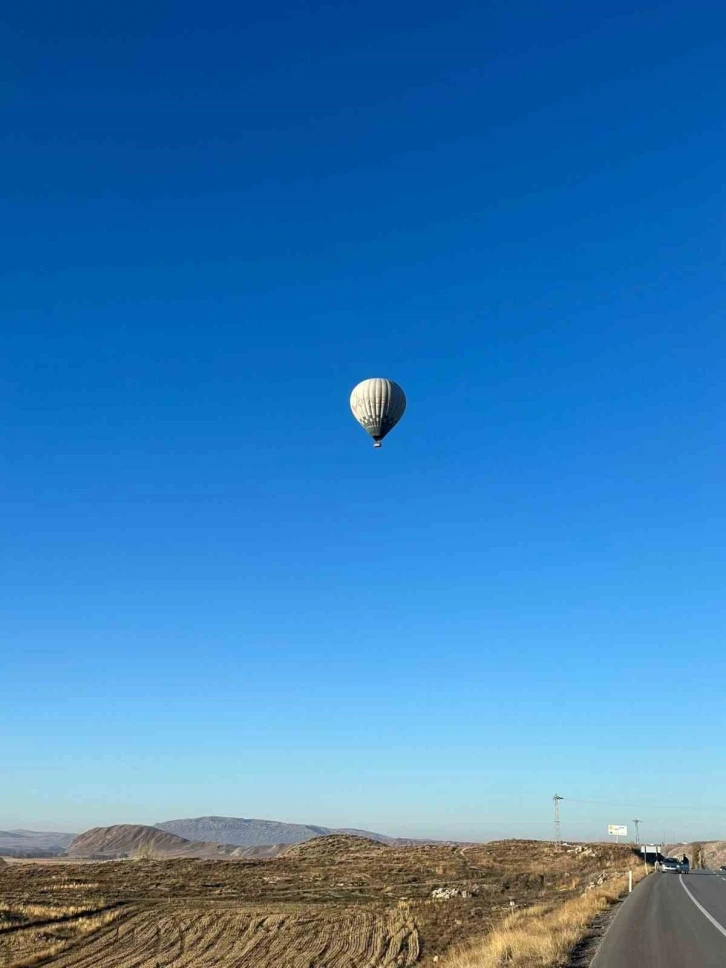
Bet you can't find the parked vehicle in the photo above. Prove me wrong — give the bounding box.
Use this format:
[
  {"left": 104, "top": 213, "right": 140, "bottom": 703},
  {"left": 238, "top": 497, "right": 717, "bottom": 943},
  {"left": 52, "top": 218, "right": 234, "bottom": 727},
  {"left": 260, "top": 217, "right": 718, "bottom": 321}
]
[{"left": 660, "top": 858, "right": 684, "bottom": 872}]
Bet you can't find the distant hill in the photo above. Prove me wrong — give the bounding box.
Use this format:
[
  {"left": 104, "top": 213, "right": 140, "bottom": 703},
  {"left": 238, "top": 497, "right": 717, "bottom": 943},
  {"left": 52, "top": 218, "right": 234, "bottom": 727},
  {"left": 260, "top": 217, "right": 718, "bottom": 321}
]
[
  {"left": 0, "top": 829, "right": 75, "bottom": 857},
  {"left": 284, "top": 834, "right": 389, "bottom": 859},
  {"left": 67, "top": 824, "right": 241, "bottom": 859},
  {"left": 228, "top": 843, "right": 289, "bottom": 859},
  {"left": 155, "top": 816, "right": 393, "bottom": 848},
  {"left": 667, "top": 841, "right": 726, "bottom": 869}
]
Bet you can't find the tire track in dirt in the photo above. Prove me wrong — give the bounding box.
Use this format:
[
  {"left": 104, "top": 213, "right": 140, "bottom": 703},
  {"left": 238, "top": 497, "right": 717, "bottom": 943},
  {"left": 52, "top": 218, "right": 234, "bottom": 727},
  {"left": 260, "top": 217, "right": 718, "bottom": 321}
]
[{"left": 21, "top": 903, "right": 420, "bottom": 968}]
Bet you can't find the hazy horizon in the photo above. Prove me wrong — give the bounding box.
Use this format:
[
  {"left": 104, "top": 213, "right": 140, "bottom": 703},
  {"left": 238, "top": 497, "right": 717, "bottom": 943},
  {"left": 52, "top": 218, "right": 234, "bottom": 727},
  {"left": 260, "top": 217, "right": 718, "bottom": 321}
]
[{"left": 0, "top": 807, "right": 720, "bottom": 846}]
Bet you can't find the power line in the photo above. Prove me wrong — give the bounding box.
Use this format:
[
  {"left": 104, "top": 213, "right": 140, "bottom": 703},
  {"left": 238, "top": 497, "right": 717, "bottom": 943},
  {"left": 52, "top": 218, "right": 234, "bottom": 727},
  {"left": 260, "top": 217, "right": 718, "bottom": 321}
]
[{"left": 560, "top": 795, "right": 721, "bottom": 812}]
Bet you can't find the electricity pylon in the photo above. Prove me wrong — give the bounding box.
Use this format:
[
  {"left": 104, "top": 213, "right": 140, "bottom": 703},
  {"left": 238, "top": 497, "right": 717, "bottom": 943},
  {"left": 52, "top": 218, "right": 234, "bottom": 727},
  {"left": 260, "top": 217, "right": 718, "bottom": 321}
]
[{"left": 553, "top": 794, "right": 564, "bottom": 843}]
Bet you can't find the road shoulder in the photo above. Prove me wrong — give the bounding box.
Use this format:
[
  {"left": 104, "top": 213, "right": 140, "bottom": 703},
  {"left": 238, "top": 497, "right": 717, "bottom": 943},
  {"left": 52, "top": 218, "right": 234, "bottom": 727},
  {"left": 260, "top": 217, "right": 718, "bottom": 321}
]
[{"left": 566, "top": 875, "right": 649, "bottom": 967}]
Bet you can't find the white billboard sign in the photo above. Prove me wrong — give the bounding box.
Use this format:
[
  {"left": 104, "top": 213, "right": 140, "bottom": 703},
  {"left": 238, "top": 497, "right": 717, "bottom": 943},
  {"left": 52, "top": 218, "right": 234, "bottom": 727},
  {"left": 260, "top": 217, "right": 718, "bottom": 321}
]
[{"left": 608, "top": 824, "right": 628, "bottom": 836}]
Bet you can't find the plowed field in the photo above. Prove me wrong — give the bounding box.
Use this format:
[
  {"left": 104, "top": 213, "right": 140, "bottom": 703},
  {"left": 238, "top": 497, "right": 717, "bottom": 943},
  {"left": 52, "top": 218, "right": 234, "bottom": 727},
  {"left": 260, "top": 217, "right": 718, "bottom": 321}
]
[
  {"left": 0, "top": 836, "right": 641, "bottom": 967},
  {"left": 2, "top": 903, "right": 419, "bottom": 968}
]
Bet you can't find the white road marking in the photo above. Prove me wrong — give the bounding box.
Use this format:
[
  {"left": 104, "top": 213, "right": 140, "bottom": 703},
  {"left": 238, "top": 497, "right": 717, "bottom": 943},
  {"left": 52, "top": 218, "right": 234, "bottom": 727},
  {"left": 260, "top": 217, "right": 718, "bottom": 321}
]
[{"left": 680, "top": 875, "right": 726, "bottom": 939}]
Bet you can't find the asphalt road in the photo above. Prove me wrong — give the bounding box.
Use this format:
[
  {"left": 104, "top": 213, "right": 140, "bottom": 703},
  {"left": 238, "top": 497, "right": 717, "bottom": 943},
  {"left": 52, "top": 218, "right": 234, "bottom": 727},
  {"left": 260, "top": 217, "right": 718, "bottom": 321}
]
[{"left": 593, "top": 871, "right": 726, "bottom": 968}]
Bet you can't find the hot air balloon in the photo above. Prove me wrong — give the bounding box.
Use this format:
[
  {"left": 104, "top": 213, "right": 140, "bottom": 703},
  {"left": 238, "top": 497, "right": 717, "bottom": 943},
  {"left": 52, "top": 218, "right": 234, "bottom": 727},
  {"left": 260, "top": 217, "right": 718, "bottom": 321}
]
[{"left": 350, "top": 378, "right": 406, "bottom": 448}]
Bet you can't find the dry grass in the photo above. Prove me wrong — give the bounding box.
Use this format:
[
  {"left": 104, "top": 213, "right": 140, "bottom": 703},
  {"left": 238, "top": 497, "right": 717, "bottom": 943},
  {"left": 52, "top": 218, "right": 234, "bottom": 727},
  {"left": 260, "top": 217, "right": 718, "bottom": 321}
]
[
  {"left": 0, "top": 903, "right": 100, "bottom": 920},
  {"left": 0, "top": 839, "right": 645, "bottom": 967},
  {"left": 38, "top": 883, "right": 100, "bottom": 892},
  {"left": 131, "top": 844, "right": 161, "bottom": 861},
  {"left": 443, "top": 869, "right": 646, "bottom": 968},
  {"left": 0, "top": 902, "right": 123, "bottom": 968}
]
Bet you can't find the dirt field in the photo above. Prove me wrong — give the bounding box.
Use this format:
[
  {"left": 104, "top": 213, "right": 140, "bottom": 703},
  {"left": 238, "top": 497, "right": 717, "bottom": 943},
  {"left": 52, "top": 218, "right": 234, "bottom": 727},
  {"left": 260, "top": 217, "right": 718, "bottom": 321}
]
[
  {"left": 0, "top": 902, "right": 418, "bottom": 968},
  {"left": 0, "top": 837, "right": 640, "bottom": 968}
]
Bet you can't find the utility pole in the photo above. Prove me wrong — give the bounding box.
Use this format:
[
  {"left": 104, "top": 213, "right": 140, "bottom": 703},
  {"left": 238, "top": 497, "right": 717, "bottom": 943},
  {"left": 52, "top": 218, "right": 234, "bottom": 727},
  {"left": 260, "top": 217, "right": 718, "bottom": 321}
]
[
  {"left": 553, "top": 794, "right": 564, "bottom": 844},
  {"left": 632, "top": 819, "right": 643, "bottom": 845}
]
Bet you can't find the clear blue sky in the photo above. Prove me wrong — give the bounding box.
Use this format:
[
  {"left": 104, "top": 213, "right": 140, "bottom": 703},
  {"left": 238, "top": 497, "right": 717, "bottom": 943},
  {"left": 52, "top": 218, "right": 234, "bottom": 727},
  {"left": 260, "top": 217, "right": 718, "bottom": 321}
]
[{"left": 2, "top": 0, "right": 726, "bottom": 842}]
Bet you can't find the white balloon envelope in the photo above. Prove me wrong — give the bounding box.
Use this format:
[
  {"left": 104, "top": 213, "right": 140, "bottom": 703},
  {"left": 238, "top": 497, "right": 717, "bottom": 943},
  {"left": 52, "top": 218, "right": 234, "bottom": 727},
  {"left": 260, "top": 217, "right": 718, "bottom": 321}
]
[{"left": 350, "top": 378, "right": 407, "bottom": 447}]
